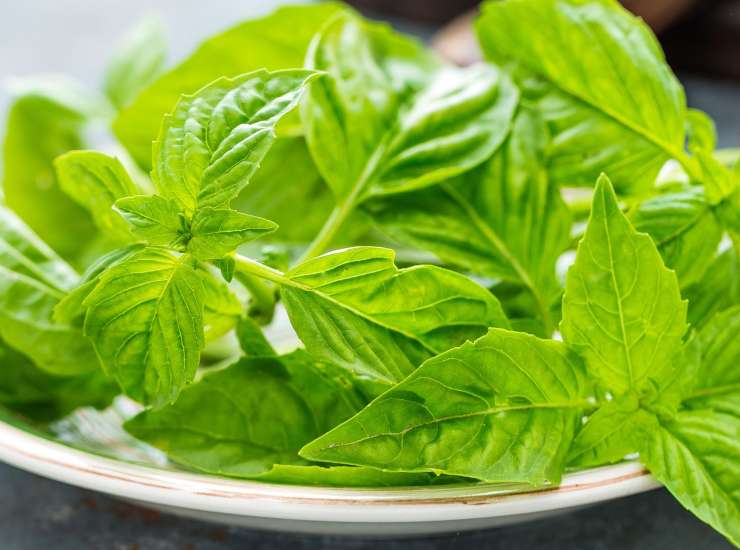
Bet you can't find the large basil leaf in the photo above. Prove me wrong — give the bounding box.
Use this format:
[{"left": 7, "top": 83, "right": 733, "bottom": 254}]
[
  {"left": 367, "top": 108, "right": 570, "bottom": 335},
  {"left": 301, "top": 12, "right": 518, "bottom": 254},
  {"left": 153, "top": 69, "right": 317, "bottom": 213},
  {"left": 2, "top": 77, "right": 100, "bottom": 258},
  {"left": 281, "top": 247, "right": 508, "bottom": 387},
  {"left": 630, "top": 187, "right": 723, "bottom": 289},
  {"left": 55, "top": 150, "right": 139, "bottom": 244},
  {"left": 642, "top": 411, "right": 740, "bottom": 547},
  {"left": 476, "top": 0, "right": 687, "bottom": 194},
  {"left": 83, "top": 247, "right": 204, "bottom": 407},
  {"left": 561, "top": 176, "right": 687, "bottom": 396},
  {"left": 114, "top": 3, "right": 344, "bottom": 168},
  {"left": 0, "top": 339, "right": 117, "bottom": 423},
  {"left": 301, "top": 328, "right": 587, "bottom": 485},
  {"left": 0, "top": 206, "right": 99, "bottom": 375},
  {"left": 683, "top": 248, "right": 740, "bottom": 329},
  {"left": 125, "top": 351, "right": 365, "bottom": 478},
  {"left": 103, "top": 16, "right": 168, "bottom": 110}
]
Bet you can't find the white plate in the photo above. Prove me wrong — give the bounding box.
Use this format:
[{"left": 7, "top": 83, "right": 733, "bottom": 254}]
[{"left": 0, "top": 401, "right": 659, "bottom": 536}]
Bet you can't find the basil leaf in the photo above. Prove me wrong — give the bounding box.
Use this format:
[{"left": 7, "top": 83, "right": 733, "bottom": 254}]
[
  {"left": 114, "top": 3, "right": 344, "bottom": 168},
  {"left": 0, "top": 206, "right": 98, "bottom": 375},
  {"left": 561, "top": 175, "right": 687, "bottom": 396},
  {"left": 642, "top": 411, "right": 740, "bottom": 546},
  {"left": 567, "top": 393, "right": 656, "bottom": 469},
  {"left": 683, "top": 305, "right": 740, "bottom": 416},
  {"left": 684, "top": 248, "right": 740, "bottom": 329},
  {"left": 367, "top": 107, "right": 570, "bottom": 335},
  {"left": 188, "top": 207, "right": 277, "bottom": 260},
  {"left": 477, "top": 0, "right": 687, "bottom": 194},
  {"left": 55, "top": 151, "right": 139, "bottom": 243},
  {"left": 114, "top": 195, "right": 185, "bottom": 246},
  {"left": 153, "top": 69, "right": 317, "bottom": 213},
  {"left": 103, "top": 16, "right": 168, "bottom": 110},
  {"left": 0, "top": 339, "right": 117, "bottom": 423},
  {"left": 301, "top": 328, "right": 587, "bottom": 485},
  {"left": 303, "top": 13, "right": 518, "bottom": 204},
  {"left": 281, "top": 247, "right": 508, "bottom": 387},
  {"left": 686, "top": 108, "right": 717, "bottom": 152},
  {"left": 83, "top": 247, "right": 204, "bottom": 407},
  {"left": 125, "top": 351, "right": 365, "bottom": 478},
  {"left": 630, "top": 187, "right": 723, "bottom": 288},
  {"left": 2, "top": 77, "right": 100, "bottom": 257},
  {"left": 236, "top": 316, "right": 276, "bottom": 357}
]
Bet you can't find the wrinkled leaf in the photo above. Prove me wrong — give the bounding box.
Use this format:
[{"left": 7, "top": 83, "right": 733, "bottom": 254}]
[{"left": 188, "top": 207, "right": 277, "bottom": 260}]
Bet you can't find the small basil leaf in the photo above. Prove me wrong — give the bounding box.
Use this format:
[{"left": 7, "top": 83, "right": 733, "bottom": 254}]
[
  {"left": 55, "top": 150, "right": 140, "bottom": 243},
  {"left": 197, "top": 267, "right": 242, "bottom": 343},
  {"left": 103, "top": 16, "right": 168, "bottom": 110},
  {"left": 236, "top": 316, "right": 276, "bottom": 357},
  {"left": 630, "top": 187, "right": 723, "bottom": 288},
  {"left": 282, "top": 247, "right": 509, "bottom": 388},
  {"left": 686, "top": 108, "right": 717, "bottom": 152},
  {"left": 188, "top": 207, "right": 277, "bottom": 260},
  {"left": 83, "top": 247, "right": 205, "bottom": 407},
  {"left": 153, "top": 69, "right": 318, "bottom": 213},
  {"left": 683, "top": 248, "right": 740, "bottom": 329},
  {"left": 114, "top": 195, "right": 185, "bottom": 246},
  {"left": 561, "top": 175, "right": 687, "bottom": 396},
  {"left": 301, "top": 328, "right": 587, "bottom": 486}
]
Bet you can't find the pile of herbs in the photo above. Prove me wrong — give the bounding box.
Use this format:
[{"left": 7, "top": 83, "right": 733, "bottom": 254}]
[{"left": 0, "top": 1, "right": 738, "bottom": 544}]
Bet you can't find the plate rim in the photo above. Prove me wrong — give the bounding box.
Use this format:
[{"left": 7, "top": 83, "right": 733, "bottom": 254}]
[{"left": 0, "top": 418, "right": 660, "bottom": 523}]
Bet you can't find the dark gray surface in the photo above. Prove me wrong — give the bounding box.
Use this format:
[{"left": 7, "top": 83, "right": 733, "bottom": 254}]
[{"left": 0, "top": 462, "right": 733, "bottom": 550}]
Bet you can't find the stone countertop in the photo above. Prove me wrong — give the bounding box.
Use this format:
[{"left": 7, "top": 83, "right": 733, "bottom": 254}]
[{"left": 0, "top": 462, "right": 732, "bottom": 550}]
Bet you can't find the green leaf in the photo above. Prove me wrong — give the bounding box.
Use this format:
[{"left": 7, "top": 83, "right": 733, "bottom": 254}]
[
  {"left": 686, "top": 108, "right": 717, "bottom": 152},
  {"left": 0, "top": 339, "right": 117, "bottom": 423},
  {"left": 642, "top": 411, "right": 740, "bottom": 546},
  {"left": 281, "top": 247, "right": 509, "bottom": 387},
  {"left": 114, "top": 195, "right": 185, "bottom": 246},
  {"left": 83, "top": 247, "right": 204, "bottom": 407},
  {"left": 236, "top": 316, "right": 276, "bottom": 357},
  {"left": 301, "top": 328, "right": 587, "bottom": 485},
  {"left": 476, "top": 0, "right": 687, "bottom": 194},
  {"left": 125, "top": 351, "right": 365, "bottom": 478},
  {"left": 630, "top": 187, "right": 723, "bottom": 288},
  {"left": 153, "top": 69, "right": 318, "bottom": 213},
  {"left": 683, "top": 305, "right": 740, "bottom": 416},
  {"left": 2, "top": 77, "right": 100, "bottom": 258},
  {"left": 367, "top": 107, "right": 570, "bottom": 335},
  {"left": 567, "top": 393, "right": 656, "bottom": 468},
  {"left": 695, "top": 150, "right": 738, "bottom": 204},
  {"left": 114, "top": 3, "right": 344, "bottom": 168},
  {"left": 303, "top": 13, "right": 518, "bottom": 203},
  {"left": 683, "top": 248, "right": 740, "bottom": 329},
  {"left": 0, "top": 206, "right": 99, "bottom": 375},
  {"left": 188, "top": 207, "right": 277, "bottom": 260},
  {"left": 561, "top": 175, "right": 687, "bottom": 396},
  {"left": 103, "top": 16, "right": 168, "bottom": 110},
  {"left": 54, "top": 151, "right": 139, "bottom": 243}
]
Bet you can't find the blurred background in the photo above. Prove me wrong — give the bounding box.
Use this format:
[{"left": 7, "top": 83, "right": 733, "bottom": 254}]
[{"left": 1, "top": 0, "right": 739, "bottom": 145}]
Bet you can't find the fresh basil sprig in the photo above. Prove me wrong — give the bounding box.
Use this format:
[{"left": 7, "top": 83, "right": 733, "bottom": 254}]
[{"left": 1, "top": 1, "right": 739, "bottom": 545}]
